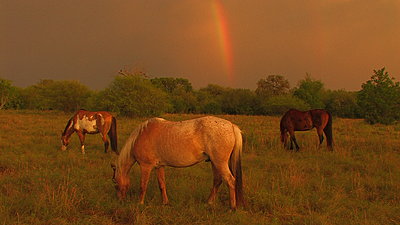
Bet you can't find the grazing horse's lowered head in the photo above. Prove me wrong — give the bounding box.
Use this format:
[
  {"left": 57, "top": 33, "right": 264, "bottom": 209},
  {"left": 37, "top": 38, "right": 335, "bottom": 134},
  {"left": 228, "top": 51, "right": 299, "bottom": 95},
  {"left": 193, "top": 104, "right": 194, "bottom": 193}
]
[
  {"left": 60, "top": 110, "right": 118, "bottom": 154},
  {"left": 111, "top": 116, "right": 245, "bottom": 210},
  {"left": 61, "top": 118, "right": 73, "bottom": 151}
]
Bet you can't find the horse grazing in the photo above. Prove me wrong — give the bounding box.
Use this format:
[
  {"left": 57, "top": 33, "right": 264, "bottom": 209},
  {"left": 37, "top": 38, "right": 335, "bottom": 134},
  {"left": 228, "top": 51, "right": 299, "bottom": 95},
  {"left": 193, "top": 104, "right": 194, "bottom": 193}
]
[
  {"left": 280, "top": 109, "right": 333, "bottom": 151},
  {"left": 111, "top": 116, "right": 245, "bottom": 210},
  {"left": 61, "top": 110, "right": 117, "bottom": 154}
]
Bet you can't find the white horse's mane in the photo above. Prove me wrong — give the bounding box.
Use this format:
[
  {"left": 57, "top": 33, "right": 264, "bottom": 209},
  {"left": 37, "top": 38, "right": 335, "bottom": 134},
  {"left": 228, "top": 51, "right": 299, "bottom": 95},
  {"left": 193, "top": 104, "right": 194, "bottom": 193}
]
[{"left": 116, "top": 118, "right": 165, "bottom": 170}]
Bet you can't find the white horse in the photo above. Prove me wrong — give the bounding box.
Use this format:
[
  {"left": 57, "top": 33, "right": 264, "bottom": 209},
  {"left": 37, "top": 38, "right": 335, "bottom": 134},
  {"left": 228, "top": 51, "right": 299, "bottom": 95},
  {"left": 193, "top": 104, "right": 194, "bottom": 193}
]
[{"left": 111, "top": 116, "right": 245, "bottom": 210}]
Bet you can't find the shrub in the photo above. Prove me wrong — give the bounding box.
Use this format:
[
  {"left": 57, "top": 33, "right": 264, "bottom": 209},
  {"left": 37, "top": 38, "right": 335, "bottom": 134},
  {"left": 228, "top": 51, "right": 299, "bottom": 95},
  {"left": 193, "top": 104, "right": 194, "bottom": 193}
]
[
  {"left": 259, "top": 95, "right": 309, "bottom": 115},
  {"left": 101, "top": 75, "right": 170, "bottom": 117},
  {"left": 357, "top": 68, "right": 400, "bottom": 124}
]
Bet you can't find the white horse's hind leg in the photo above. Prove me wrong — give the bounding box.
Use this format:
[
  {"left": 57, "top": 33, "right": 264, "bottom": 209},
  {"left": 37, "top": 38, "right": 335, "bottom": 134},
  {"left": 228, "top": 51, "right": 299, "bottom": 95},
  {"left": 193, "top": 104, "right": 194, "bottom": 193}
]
[
  {"left": 207, "top": 163, "right": 223, "bottom": 204},
  {"left": 156, "top": 167, "right": 169, "bottom": 205},
  {"left": 139, "top": 164, "right": 154, "bottom": 204},
  {"left": 81, "top": 145, "right": 85, "bottom": 154},
  {"left": 215, "top": 164, "right": 236, "bottom": 210}
]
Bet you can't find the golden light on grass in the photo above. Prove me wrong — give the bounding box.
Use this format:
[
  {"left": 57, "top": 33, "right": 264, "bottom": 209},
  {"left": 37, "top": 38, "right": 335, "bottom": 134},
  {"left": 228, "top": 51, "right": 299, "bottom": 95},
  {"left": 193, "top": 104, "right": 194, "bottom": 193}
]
[{"left": 0, "top": 110, "right": 399, "bottom": 224}]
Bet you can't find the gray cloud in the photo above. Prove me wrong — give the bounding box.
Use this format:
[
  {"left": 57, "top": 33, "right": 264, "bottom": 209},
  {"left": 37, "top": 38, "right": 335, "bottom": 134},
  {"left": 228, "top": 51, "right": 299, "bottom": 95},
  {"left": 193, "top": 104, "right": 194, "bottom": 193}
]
[{"left": 1, "top": 0, "right": 399, "bottom": 90}]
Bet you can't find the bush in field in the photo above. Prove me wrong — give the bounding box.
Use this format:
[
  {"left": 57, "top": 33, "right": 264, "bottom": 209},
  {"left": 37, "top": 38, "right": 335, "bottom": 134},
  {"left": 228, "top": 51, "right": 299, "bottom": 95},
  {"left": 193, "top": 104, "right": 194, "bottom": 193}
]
[
  {"left": 220, "top": 88, "right": 258, "bottom": 115},
  {"left": 259, "top": 94, "right": 309, "bottom": 115},
  {"left": 151, "top": 77, "right": 198, "bottom": 113},
  {"left": 195, "top": 91, "right": 222, "bottom": 114},
  {"left": 168, "top": 87, "right": 198, "bottom": 113},
  {"left": 197, "top": 84, "right": 259, "bottom": 115},
  {"left": 256, "top": 75, "right": 290, "bottom": 98},
  {"left": 22, "top": 80, "right": 91, "bottom": 112},
  {"left": 0, "top": 78, "right": 13, "bottom": 109},
  {"left": 293, "top": 74, "right": 325, "bottom": 109},
  {"left": 0, "top": 78, "right": 22, "bottom": 109},
  {"left": 101, "top": 75, "right": 170, "bottom": 117},
  {"left": 358, "top": 68, "right": 400, "bottom": 124},
  {"left": 324, "top": 90, "right": 361, "bottom": 118},
  {"left": 196, "top": 84, "right": 226, "bottom": 114}
]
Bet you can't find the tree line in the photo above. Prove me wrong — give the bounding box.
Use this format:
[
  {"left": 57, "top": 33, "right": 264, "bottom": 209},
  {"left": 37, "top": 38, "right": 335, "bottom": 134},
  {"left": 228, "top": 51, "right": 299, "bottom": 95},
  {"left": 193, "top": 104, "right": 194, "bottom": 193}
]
[{"left": 1, "top": 67, "right": 399, "bottom": 124}]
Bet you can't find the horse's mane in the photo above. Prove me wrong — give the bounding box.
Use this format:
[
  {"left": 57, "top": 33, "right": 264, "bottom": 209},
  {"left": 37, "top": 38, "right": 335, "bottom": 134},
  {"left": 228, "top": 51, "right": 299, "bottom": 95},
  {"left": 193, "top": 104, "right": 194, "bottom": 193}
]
[
  {"left": 116, "top": 118, "right": 165, "bottom": 170},
  {"left": 62, "top": 118, "right": 73, "bottom": 136}
]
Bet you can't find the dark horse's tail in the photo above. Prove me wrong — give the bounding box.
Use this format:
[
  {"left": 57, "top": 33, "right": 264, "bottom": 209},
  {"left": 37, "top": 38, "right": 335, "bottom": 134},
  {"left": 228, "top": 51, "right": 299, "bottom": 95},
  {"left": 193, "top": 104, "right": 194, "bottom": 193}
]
[
  {"left": 324, "top": 111, "right": 333, "bottom": 150},
  {"left": 108, "top": 117, "right": 118, "bottom": 154},
  {"left": 229, "top": 125, "right": 245, "bottom": 208}
]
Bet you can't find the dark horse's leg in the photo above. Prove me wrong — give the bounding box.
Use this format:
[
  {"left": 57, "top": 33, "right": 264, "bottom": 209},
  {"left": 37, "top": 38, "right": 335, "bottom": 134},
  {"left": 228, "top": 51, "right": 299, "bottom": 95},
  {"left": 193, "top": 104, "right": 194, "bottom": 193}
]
[
  {"left": 316, "top": 127, "right": 324, "bottom": 147},
  {"left": 288, "top": 130, "right": 300, "bottom": 151},
  {"left": 289, "top": 138, "right": 294, "bottom": 150},
  {"left": 281, "top": 131, "right": 291, "bottom": 150}
]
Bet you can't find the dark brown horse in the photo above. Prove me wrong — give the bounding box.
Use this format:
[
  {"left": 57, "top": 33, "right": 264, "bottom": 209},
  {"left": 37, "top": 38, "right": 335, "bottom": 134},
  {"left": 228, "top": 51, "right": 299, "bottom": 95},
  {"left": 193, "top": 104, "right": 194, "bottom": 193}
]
[
  {"left": 61, "top": 110, "right": 117, "bottom": 154},
  {"left": 280, "top": 109, "right": 333, "bottom": 151}
]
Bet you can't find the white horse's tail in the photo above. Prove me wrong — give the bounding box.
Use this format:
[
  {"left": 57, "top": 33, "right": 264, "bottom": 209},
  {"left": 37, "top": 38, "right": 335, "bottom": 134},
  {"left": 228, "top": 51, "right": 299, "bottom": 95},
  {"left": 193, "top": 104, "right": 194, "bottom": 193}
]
[{"left": 229, "top": 125, "right": 245, "bottom": 207}]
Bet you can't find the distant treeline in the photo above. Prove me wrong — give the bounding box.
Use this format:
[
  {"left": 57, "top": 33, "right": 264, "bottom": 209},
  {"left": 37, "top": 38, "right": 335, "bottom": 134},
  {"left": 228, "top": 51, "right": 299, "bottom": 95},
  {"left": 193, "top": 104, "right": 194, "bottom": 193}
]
[{"left": 1, "top": 67, "right": 399, "bottom": 124}]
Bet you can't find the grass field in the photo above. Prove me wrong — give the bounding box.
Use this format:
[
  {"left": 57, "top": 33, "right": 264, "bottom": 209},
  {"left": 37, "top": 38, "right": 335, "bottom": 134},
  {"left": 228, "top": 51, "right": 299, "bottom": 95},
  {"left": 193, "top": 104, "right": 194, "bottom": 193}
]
[{"left": 1, "top": 110, "right": 399, "bottom": 225}]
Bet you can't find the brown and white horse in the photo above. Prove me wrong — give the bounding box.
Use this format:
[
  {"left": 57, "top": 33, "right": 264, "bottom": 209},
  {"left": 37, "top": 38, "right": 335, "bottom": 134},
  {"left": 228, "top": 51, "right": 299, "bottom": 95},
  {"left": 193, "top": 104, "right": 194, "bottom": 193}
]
[
  {"left": 61, "top": 110, "right": 117, "bottom": 154},
  {"left": 280, "top": 109, "right": 333, "bottom": 151},
  {"left": 111, "top": 116, "right": 245, "bottom": 210}
]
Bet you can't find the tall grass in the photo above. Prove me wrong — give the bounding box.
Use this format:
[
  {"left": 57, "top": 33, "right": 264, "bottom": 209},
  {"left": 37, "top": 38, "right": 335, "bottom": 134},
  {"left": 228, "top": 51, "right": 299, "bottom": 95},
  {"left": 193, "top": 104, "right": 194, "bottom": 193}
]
[{"left": 0, "top": 110, "right": 399, "bottom": 224}]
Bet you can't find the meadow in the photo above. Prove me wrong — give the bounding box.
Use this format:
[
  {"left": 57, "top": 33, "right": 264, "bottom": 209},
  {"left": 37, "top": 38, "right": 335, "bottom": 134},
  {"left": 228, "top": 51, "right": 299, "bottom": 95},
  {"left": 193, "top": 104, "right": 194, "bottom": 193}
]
[{"left": 0, "top": 110, "right": 399, "bottom": 225}]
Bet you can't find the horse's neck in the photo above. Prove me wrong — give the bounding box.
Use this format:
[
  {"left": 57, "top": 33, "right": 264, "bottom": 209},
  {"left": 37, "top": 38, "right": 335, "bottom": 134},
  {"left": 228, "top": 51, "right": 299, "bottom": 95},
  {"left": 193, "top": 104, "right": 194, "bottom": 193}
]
[
  {"left": 117, "top": 133, "right": 138, "bottom": 176},
  {"left": 117, "top": 156, "right": 135, "bottom": 177},
  {"left": 63, "top": 126, "right": 75, "bottom": 138}
]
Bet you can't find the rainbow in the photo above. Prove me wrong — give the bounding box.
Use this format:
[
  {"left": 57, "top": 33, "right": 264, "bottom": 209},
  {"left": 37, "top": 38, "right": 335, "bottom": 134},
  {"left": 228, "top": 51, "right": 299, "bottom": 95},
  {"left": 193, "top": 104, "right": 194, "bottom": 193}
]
[{"left": 212, "top": 0, "right": 234, "bottom": 85}]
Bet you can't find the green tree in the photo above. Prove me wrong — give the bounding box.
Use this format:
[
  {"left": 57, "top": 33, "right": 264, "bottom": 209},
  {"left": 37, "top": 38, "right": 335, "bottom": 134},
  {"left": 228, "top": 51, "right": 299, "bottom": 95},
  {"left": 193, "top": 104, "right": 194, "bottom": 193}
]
[
  {"left": 220, "top": 88, "right": 258, "bottom": 115},
  {"left": 256, "top": 75, "right": 290, "bottom": 98},
  {"left": 0, "top": 78, "right": 16, "bottom": 109},
  {"left": 196, "top": 84, "right": 228, "bottom": 114},
  {"left": 101, "top": 74, "right": 170, "bottom": 117},
  {"left": 259, "top": 95, "right": 309, "bottom": 115},
  {"left": 151, "top": 77, "right": 193, "bottom": 93},
  {"left": 324, "top": 90, "right": 361, "bottom": 118},
  {"left": 169, "top": 86, "right": 198, "bottom": 113},
  {"left": 22, "top": 80, "right": 91, "bottom": 112},
  {"left": 357, "top": 68, "right": 400, "bottom": 124},
  {"left": 293, "top": 74, "right": 325, "bottom": 109},
  {"left": 151, "top": 77, "right": 197, "bottom": 113}
]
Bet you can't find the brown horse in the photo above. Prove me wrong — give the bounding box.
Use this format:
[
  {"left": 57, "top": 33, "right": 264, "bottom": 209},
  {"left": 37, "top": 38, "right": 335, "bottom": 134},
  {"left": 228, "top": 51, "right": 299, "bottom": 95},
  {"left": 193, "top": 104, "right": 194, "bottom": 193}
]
[
  {"left": 280, "top": 109, "right": 333, "bottom": 151},
  {"left": 61, "top": 110, "right": 117, "bottom": 154},
  {"left": 111, "top": 116, "right": 245, "bottom": 210}
]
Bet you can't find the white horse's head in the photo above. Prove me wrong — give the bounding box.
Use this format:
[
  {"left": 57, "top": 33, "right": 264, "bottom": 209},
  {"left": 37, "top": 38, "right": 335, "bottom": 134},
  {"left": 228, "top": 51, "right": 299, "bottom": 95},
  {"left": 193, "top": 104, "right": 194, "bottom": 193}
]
[{"left": 111, "top": 162, "right": 130, "bottom": 200}]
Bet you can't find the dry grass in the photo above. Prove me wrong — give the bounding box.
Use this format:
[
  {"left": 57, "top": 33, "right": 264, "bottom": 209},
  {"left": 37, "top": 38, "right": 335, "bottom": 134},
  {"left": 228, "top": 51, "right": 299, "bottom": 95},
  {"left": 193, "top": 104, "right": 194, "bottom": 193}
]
[{"left": 0, "top": 110, "right": 399, "bottom": 224}]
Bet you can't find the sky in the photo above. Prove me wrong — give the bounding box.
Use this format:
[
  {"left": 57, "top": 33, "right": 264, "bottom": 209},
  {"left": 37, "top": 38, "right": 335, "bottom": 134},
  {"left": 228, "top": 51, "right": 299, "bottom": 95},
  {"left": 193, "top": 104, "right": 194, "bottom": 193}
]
[{"left": 1, "top": 0, "right": 399, "bottom": 91}]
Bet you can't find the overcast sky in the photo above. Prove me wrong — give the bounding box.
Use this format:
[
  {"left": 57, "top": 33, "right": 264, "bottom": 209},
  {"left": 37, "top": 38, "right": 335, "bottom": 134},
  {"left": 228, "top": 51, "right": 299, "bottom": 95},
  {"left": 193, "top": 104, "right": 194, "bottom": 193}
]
[{"left": 1, "top": 0, "right": 399, "bottom": 91}]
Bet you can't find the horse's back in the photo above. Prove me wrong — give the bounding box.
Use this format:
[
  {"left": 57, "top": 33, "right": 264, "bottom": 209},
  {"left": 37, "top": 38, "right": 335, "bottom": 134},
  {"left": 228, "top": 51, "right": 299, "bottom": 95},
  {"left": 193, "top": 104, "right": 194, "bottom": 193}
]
[
  {"left": 72, "top": 110, "right": 114, "bottom": 133},
  {"left": 309, "top": 109, "right": 330, "bottom": 127},
  {"left": 134, "top": 116, "right": 238, "bottom": 167},
  {"left": 281, "top": 109, "right": 313, "bottom": 131}
]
